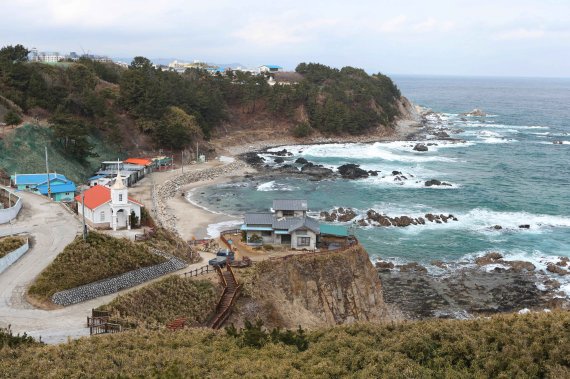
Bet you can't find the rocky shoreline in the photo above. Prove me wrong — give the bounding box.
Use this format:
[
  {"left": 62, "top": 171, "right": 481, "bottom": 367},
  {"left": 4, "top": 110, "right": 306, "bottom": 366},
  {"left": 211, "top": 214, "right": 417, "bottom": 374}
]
[{"left": 376, "top": 253, "right": 570, "bottom": 319}]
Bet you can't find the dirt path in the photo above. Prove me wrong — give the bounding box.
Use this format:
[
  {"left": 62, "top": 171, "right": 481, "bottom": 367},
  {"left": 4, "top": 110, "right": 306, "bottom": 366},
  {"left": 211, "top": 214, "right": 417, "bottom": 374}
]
[{"left": 0, "top": 189, "right": 215, "bottom": 343}]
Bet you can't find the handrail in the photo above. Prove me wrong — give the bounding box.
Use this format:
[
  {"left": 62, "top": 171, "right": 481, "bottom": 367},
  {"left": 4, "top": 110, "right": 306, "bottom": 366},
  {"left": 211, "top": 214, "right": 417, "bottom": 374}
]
[
  {"left": 215, "top": 265, "right": 227, "bottom": 287},
  {"left": 183, "top": 265, "right": 211, "bottom": 278},
  {"left": 227, "top": 264, "right": 238, "bottom": 287}
]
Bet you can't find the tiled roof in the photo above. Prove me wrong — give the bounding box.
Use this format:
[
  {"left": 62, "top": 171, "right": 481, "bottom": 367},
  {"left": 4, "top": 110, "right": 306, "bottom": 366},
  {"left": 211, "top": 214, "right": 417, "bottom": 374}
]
[
  {"left": 273, "top": 199, "right": 308, "bottom": 211},
  {"left": 125, "top": 158, "right": 153, "bottom": 166},
  {"left": 75, "top": 185, "right": 143, "bottom": 210},
  {"left": 244, "top": 213, "right": 275, "bottom": 225}
]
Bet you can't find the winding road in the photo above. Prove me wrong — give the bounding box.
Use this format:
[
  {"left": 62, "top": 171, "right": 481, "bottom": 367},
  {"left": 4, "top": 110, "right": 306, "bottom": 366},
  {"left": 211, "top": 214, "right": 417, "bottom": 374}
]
[{"left": 0, "top": 190, "right": 213, "bottom": 343}]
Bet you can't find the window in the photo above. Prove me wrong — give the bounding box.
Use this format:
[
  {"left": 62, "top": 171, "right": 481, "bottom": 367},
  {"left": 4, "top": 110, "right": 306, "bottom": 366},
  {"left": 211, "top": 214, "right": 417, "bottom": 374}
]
[
  {"left": 261, "top": 231, "right": 272, "bottom": 237},
  {"left": 119, "top": 194, "right": 123, "bottom": 202},
  {"left": 297, "top": 237, "right": 310, "bottom": 247},
  {"left": 100, "top": 211, "right": 105, "bottom": 221},
  {"left": 282, "top": 210, "right": 294, "bottom": 217}
]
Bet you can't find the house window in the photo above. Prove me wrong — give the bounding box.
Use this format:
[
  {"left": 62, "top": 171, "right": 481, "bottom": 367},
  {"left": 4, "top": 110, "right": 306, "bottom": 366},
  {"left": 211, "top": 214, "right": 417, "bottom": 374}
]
[
  {"left": 297, "top": 237, "right": 310, "bottom": 247},
  {"left": 119, "top": 194, "right": 123, "bottom": 202},
  {"left": 261, "top": 231, "right": 272, "bottom": 237},
  {"left": 100, "top": 211, "right": 105, "bottom": 221},
  {"left": 282, "top": 210, "right": 294, "bottom": 217}
]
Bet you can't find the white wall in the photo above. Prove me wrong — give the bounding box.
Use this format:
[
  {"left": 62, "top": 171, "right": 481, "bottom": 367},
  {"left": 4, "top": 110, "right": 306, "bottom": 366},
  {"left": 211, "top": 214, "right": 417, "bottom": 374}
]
[
  {"left": 291, "top": 230, "right": 316, "bottom": 250},
  {"left": 0, "top": 239, "right": 29, "bottom": 274},
  {"left": 0, "top": 189, "right": 22, "bottom": 224}
]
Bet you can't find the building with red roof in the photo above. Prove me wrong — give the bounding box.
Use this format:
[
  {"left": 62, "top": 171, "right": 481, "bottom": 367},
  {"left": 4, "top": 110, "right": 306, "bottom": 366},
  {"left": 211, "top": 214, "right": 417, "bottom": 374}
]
[{"left": 76, "top": 172, "right": 143, "bottom": 230}]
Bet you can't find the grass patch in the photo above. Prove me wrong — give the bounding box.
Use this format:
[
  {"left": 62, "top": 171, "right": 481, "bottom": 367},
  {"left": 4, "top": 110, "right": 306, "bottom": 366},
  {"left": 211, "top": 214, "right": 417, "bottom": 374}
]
[
  {"left": 143, "top": 228, "right": 198, "bottom": 263},
  {"left": 0, "top": 311, "right": 569, "bottom": 377},
  {"left": 28, "top": 231, "right": 165, "bottom": 302},
  {"left": 98, "top": 276, "right": 218, "bottom": 329},
  {"left": 0, "top": 236, "right": 25, "bottom": 259}
]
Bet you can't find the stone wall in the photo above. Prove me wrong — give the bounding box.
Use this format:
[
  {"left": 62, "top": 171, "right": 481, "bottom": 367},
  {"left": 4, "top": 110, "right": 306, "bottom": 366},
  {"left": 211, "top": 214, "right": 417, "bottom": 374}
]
[
  {"left": 0, "top": 238, "right": 29, "bottom": 274},
  {"left": 153, "top": 162, "right": 246, "bottom": 233},
  {"left": 0, "top": 187, "right": 22, "bottom": 224},
  {"left": 51, "top": 251, "right": 188, "bottom": 306}
]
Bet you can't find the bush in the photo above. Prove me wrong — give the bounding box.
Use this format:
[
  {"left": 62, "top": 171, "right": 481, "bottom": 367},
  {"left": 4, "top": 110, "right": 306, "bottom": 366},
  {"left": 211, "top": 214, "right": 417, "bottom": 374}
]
[
  {"left": 28, "top": 231, "right": 165, "bottom": 302},
  {"left": 3, "top": 110, "right": 22, "bottom": 126},
  {"left": 262, "top": 244, "right": 274, "bottom": 250},
  {"left": 0, "top": 326, "right": 41, "bottom": 348},
  {"left": 0, "top": 236, "right": 25, "bottom": 258},
  {"left": 99, "top": 276, "right": 218, "bottom": 329},
  {"left": 292, "top": 122, "right": 312, "bottom": 138},
  {"left": 0, "top": 311, "right": 568, "bottom": 377}
]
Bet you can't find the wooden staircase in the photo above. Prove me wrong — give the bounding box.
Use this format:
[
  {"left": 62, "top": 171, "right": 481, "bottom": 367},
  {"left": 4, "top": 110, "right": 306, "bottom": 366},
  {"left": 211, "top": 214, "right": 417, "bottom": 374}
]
[{"left": 208, "top": 265, "right": 241, "bottom": 329}]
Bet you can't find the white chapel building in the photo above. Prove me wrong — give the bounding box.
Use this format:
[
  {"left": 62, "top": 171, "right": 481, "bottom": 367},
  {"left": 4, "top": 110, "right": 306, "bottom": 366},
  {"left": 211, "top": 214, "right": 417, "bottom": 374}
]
[{"left": 76, "top": 171, "right": 143, "bottom": 230}]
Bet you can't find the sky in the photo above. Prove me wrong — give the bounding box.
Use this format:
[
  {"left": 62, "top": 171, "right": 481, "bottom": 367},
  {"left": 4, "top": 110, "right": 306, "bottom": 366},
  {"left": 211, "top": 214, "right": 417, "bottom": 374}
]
[{"left": 1, "top": 0, "right": 570, "bottom": 77}]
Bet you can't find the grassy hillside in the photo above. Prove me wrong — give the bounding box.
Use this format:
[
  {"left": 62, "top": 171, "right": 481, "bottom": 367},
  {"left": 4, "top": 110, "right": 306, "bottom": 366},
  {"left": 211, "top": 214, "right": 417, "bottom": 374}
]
[
  {"left": 99, "top": 276, "right": 218, "bottom": 329},
  {"left": 0, "top": 311, "right": 568, "bottom": 378},
  {"left": 28, "top": 232, "right": 165, "bottom": 302},
  {"left": 0, "top": 124, "right": 118, "bottom": 183},
  {"left": 0, "top": 236, "right": 25, "bottom": 258}
]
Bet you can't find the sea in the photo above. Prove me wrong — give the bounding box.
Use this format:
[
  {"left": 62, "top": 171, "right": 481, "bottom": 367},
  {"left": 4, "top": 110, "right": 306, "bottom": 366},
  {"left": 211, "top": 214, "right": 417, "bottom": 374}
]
[{"left": 190, "top": 75, "right": 570, "bottom": 295}]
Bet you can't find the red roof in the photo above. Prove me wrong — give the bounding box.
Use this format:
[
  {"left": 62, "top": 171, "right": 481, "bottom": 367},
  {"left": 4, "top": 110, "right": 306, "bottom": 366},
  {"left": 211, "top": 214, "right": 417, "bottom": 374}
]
[
  {"left": 125, "top": 158, "right": 153, "bottom": 166},
  {"left": 75, "top": 185, "right": 144, "bottom": 210}
]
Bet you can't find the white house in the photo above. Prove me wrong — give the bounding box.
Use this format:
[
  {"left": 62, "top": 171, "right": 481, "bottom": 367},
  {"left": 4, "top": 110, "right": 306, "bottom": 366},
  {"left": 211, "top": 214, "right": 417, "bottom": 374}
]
[
  {"left": 259, "top": 65, "right": 283, "bottom": 73},
  {"left": 75, "top": 172, "right": 142, "bottom": 230}
]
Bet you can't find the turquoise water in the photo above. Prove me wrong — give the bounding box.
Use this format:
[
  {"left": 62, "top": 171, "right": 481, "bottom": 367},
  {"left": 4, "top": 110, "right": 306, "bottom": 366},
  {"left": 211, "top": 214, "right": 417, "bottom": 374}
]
[{"left": 193, "top": 76, "right": 570, "bottom": 291}]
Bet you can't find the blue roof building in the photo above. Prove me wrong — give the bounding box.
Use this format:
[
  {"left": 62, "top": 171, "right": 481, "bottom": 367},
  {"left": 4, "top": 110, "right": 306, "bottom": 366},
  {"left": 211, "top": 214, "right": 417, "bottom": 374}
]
[{"left": 11, "top": 173, "right": 76, "bottom": 202}]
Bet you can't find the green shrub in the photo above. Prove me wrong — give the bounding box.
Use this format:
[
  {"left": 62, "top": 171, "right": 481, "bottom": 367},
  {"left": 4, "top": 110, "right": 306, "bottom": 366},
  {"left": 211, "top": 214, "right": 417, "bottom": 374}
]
[
  {"left": 292, "top": 122, "right": 312, "bottom": 138},
  {"left": 262, "top": 244, "right": 274, "bottom": 250},
  {"left": 0, "top": 326, "right": 41, "bottom": 348},
  {"left": 28, "top": 231, "right": 165, "bottom": 302}
]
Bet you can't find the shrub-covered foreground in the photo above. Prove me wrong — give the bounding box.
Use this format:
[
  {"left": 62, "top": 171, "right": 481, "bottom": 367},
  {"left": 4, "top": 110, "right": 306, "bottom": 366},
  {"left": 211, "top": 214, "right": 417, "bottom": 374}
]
[
  {"left": 28, "top": 232, "right": 165, "bottom": 302},
  {"left": 99, "top": 276, "right": 218, "bottom": 329},
  {"left": 1, "top": 311, "right": 569, "bottom": 378},
  {"left": 0, "top": 236, "right": 25, "bottom": 258}
]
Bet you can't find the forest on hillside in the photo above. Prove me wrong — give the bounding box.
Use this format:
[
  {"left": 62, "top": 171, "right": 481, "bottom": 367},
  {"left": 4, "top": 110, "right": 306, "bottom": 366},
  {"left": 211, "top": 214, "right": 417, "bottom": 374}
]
[{"left": 0, "top": 44, "right": 403, "bottom": 162}]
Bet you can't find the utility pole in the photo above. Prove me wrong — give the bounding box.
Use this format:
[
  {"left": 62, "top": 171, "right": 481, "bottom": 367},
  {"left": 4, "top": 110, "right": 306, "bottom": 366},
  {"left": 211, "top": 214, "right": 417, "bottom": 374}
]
[
  {"left": 181, "top": 150, "right": 184, "bottom": 173},
  {"left": 45, "top": 146, "right": 51, "bottom": 200},
  {"left": 196, "top": 142, "right": 199, "bottom": 162},
  {"left": 82, "top": 193, "right": 87, "bottom": 241}
]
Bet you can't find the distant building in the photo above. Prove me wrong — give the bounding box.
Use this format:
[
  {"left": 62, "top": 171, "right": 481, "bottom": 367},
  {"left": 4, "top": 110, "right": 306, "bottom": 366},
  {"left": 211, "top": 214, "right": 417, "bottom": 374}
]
[
  {"left": 11, "top": 173, "right": 76, "bottom": 202},
  {"left": 76, "top": 172, "right": 142, "bottom": 230},
  {"left": 259, "top": 65, "right": 283, "bottom": 73}
]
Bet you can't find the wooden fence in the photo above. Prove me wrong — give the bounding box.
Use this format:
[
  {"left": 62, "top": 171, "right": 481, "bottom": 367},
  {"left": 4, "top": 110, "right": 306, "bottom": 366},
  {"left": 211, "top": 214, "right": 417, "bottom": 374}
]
[
  {"left": 183, "top": 265, "right": 212, "bottom": 278},
  {"left": 89, "top": 323, "right": 122, "bottom": 335},
  {"left": 220, "top": 229, "right": 241, "bottom": 250}
]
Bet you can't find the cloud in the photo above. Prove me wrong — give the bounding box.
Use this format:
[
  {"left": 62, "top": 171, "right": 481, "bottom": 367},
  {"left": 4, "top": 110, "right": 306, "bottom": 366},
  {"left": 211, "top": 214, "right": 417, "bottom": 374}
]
[
  {"left": 495, "top": 28, "right": 546, "bottom": 40},
  {"left": 377, "top": 16, "right": 408, "bottom": 33}
]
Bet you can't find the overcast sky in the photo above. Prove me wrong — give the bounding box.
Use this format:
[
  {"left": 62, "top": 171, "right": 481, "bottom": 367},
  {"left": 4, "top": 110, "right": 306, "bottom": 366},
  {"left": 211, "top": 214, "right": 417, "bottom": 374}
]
[{"left": 2, "top": 0, "right": 569, "bottom": 77}]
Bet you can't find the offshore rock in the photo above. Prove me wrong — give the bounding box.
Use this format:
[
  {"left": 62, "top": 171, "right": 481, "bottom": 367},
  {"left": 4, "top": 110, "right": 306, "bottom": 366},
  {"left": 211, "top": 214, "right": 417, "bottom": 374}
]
[
  {"left": 337, "top": 164, "right": 369, "bottom": 179},
  {"left": 413, "top": 143, "right": 428, "bottom": 152},
  {"left": 295, "top": 157, "right": 309, "bottom": 164}
]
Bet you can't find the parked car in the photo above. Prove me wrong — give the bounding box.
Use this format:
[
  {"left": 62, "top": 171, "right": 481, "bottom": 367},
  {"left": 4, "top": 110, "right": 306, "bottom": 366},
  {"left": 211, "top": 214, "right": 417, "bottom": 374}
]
[{"left": 208, "top": 249, "right": 235, "bottom": 267}]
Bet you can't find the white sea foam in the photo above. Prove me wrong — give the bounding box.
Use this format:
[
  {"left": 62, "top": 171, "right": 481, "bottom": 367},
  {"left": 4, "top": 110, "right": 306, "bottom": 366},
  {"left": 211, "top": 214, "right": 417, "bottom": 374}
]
[
  {"left": 271, "top": 142, "right": 464, "bottom": 163},
  {"left": 206, "top": 220, "right": 242, "bottom": 238},
  {"left": 256, "top": 181, "right": 298, "bottom": 191}
]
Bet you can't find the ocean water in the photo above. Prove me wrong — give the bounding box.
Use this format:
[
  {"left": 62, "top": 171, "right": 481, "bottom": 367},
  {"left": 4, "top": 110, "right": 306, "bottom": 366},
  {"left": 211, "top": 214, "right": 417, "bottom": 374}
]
[{"left": 192, "top": 75, "right": 570, "bottom": 292}]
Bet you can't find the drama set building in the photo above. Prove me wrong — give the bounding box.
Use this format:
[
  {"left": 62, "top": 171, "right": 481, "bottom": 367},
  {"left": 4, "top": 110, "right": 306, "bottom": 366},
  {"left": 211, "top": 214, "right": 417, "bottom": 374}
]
[{"left": 11, "top": 173, "right": 76, "bottom": 202}]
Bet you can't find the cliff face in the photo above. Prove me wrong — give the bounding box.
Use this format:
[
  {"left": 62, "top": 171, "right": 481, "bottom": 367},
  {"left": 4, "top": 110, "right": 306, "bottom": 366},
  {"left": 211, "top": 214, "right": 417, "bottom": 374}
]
[{"left": 233, "top": 246, "right": 392, "bottom": 329}]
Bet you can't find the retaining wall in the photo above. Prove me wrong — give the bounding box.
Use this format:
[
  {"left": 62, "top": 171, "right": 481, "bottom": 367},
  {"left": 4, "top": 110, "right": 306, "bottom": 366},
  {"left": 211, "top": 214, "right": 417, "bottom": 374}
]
[
  {"left": 0, "top": 188, "right": 22, "bottom": 224},
  {"left": 0, "top": 238, "right": 30, "bottom": 274},
  {"left": 51, "top": 254, "right": 188, "bottom": 306}
]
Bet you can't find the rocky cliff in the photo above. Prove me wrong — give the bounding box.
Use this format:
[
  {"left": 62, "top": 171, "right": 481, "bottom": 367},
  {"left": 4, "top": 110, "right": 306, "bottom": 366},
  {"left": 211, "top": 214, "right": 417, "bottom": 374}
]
[{"left": 232, "top": 245, "right": 394, "bottom": 329}]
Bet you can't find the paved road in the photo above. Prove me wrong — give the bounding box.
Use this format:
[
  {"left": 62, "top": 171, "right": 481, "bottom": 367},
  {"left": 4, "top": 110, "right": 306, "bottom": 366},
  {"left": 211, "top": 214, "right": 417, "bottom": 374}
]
[{"left": 0, "top": 190, "right": 213, "bottom": 343}]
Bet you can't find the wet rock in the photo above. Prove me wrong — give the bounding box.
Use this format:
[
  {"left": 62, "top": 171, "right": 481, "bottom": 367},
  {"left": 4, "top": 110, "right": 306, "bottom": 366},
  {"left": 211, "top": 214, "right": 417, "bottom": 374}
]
[
  {"left": 399, "top": 262, "right": 428, "bottom": 273},
  {"left": 504, "top": 260, "right": 536, "bottom": 272},
  {"left": 425, "top": 179, "right": 452, "bottom": 187},
  {"left": 413, "top": 143, "right": 428, "bottom": 152},
  {"left": 430, "top": 260, "right": 447, "bottom": 269},
  {"left": 337, "top": 164, "right": 369, "bottom": 179},
  {"left": 553, "top": 140, "right": 563, "bottom": 145},
  {"left": 546, "top": 264, "right": 569, "bottom": 276},
  {"left": 462, "top": 108, "right": 487, "bottom": 117},
  {"left": 295, "top": 157, "right": 309, "bottom": 164},
  {"left": 243, "top": 152, "right": 265, "bottom": 165},
  {"left": 337, "top": 209, "right": 357, "bottom": 222},
  {"left": 519, "top": 224, "right": 531, "bottom": 229},
  {"left": 274, "top": 157, "right": 285, "bottom": 164},
  {"left": 357, "top": 219, "right": 368, "bottom": 227},
  {"left": 375, "top": 261, "right": 394, "bottom": 270},
  {"left": 392, "top": 171, "right": 402, "bottom": 176},
  {"left": 368, "top": 170, "right": 379, "bottom": 176},
  {"left": 276, "top": 164, "right": 300, "bottom": 174},
  {"left": 492, "top": 225, "right": 503, "bottom": 230},
  {"left": 434, "top": 131, "right": 450, "bottom": 139},
  {"left": 475, "top": 252, "right": 503, "bottom": 266},
  {"left": 272, "top": 149, "right": 292, "bottom": 156},
  {"left": 556, "top": 257, "right": 569, "bottom": 267},
  {"left": 301, "top": 164, "right": 334, "bottom": 179}
]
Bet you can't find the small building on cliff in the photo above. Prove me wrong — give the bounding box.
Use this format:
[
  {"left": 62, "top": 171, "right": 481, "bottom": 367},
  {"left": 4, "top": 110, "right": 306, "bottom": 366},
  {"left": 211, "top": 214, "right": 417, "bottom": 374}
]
[{"left": 242, "top": 200, "right": 348, "bottom": 250}]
